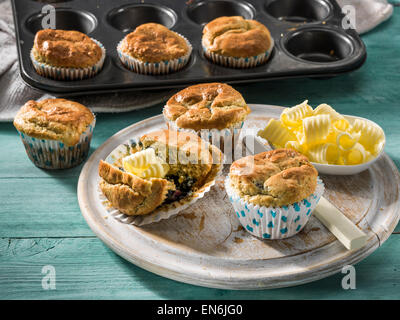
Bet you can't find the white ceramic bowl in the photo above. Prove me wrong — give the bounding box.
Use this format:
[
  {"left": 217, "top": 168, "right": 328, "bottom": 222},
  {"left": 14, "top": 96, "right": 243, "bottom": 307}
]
[
  {"left": 311, "top": 115, "right": 385, "bottom": 175},
  {"left": 254, "top": 115, "right": 385, "bottom": 176}
]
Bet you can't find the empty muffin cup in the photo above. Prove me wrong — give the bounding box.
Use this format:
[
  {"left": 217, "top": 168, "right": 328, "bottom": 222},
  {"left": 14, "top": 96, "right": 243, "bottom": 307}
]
[
  {"left": 264, "top": 0, "right": 332, "bottom": 23},
  {"left": 186, "top": 0, "right": 255, "bottom": 25},
  {"left": 25, "top": 9, "right": 98, "bottom": 35},
  {"left": 283, "top": 27, "right": 355, "bottom": 63},
  {"left": 107, "top": 4, "right": 177, "bottom": 32}
]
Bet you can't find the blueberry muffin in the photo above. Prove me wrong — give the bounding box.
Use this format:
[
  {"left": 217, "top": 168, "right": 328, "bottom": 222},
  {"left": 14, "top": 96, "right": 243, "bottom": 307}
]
[
  {"left": 117, "top": 23, "right": 192, "bottom": 74},
  {"left": 31, "top": 29, "right": 105, "bottom": 80},
  {"left": 99, "top": 130, "right": 222, "bottom": 220},
  {"left": 14, "top": 98, "right": 95, "bottom": 169},
  {"left": 202, "top": 16, "right": 274, "bottom": 68},
  {"left": 163, "top": 82, "right": 250, "bottom": 153},
  {"left": 225, "top": 149, "right": 324, "bottom": 239}
]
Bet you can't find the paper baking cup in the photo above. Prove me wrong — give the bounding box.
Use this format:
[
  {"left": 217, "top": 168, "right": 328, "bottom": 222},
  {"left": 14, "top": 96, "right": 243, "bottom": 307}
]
[
  {"left": 117, "top": 33, "right": 192, "bottom": 75},
  {"left": 203, "top": 38, "right": 274, "bottom": 68},
  {"left": 225, "top": 176, "right": 324, "bottom": 239},
  {"left": 165, "top": 118, "right": 244, "bottom": 163},
  {"left": 30, "top": 39, "right": 105, "bottom": 80},
  {"left": 17, "top": 119, "right": 95, "bottom": 169},
  {"left": 99, "top": 138, "right": 223, "bottom": 226}
]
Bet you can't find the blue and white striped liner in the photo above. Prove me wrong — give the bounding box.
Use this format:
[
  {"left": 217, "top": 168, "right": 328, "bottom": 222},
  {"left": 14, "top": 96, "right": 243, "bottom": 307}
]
[
  {"left": 30, "top": 39, "right": 106, "bottom": 80},
  {"left": 225, "top": 176, "right": 324, "bottom": 239},
  {"left": 202, "top": 37, "right": 274, "bottom": 68},
  {"left": 117, "top": 32, "right": 192, "bottom": 75},
  {"left": 17, "top": 118, "right": 96, "bottom": 169}
]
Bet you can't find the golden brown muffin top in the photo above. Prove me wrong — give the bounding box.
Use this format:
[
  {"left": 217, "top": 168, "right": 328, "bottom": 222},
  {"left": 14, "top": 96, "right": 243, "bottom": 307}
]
[
  {"left": 163, "top": 83, "right": 250, "bottom": 130},
  {"left": 98, "top": 160, "right": 174, "bottom": 216},
  {"left": 13, "top": 99, "right": 94, "bottom": 146},
  {"left": 33, "top": 29, "right": 102, "bottom": 68},
  {"left": 229, "top": 149, "right": 318, "bottom": 207},
  {"left": 119, "top": 23, "right": 190, "bottom": 63},
  {"left": 202, "top": 16, "right": 272, "bottom": 58}
]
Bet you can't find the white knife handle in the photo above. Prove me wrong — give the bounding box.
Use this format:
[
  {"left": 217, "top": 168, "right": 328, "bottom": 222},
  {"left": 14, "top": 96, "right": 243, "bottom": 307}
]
[{"left": 314, "top": 197, "right": 367, "bottom": 251}]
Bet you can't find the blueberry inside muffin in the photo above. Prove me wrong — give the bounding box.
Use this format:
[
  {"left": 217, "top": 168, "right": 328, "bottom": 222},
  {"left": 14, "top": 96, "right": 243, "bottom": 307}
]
[{"left": 99, "top": 130, "right": 222, "bottom": 216}]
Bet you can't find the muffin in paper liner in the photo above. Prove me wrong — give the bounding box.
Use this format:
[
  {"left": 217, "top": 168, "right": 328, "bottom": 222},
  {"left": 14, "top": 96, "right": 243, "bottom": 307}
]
[
  {"left": 30, "top": 39, "right": 106, "bottom": 80},
  {"left": 224, "top": 176, "right": 324, "bottom": 239},
  {"left": 117, "top": 33, "right": 192, "bottom": 75},
  {"left": 17, "top": 118, "right": 96, "bottom": 169},
  {"left": 203, "top": 37, "right": 274, "bottom": 68},
  {"left": 165, "top": 118, "right": 244, "bottom": 163},
  {"left": 99, "top": 138, "right": 223, "bottom": 226}
]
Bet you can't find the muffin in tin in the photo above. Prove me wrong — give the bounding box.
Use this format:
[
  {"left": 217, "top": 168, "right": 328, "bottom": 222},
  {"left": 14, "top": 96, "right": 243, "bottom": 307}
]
[
  {"left": 31, "top": 29, "right": 105, "bottom": 80},
  {"left": 117, "top": 23, "right": 192, "bottom": 75},
  {"left": 202, "top": 16, "right": 274, "bottom": 68},
  {"left": 14, "top": 99, "right": 95, "bottom": 169},
  {"left": 99, "top": 130, "right": 223, "bottom": 224},
  {"left": 163, "top": 82, "right": 250, "bottom": 155},
  {"left": 225, "top": 149, "right": 324, "bottom": 239}
]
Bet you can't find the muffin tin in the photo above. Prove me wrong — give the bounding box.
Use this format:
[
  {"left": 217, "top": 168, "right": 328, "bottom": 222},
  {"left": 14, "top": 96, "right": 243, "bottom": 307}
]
[{"left": 12, "top": 0, "right": 367, "bottom": 95}]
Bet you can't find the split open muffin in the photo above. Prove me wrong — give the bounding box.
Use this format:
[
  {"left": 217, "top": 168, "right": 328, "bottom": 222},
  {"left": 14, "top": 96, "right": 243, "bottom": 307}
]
[{"left": 98, "top": 130, "right": 222, "bottom": 221}]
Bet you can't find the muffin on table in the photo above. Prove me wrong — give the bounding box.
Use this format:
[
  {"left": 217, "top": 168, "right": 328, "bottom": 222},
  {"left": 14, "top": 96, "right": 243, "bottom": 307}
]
[
  {"left": 202, "top": 16, "right": 274, "bottom": 68},
  {"left": 99, "top": 129, "right": 222, "bottom": 225},
  {"left": 163, "top": 82, "right": 250, "bottom": 153},
  {"left": 225, "top": 149, "right": 324, "bottom": 239},
  {"left": 31, "top": 29, "right": 105, "bottom": 80},
  {"left": 13, "top": 99, "right": 95, "bottom": 169},
  {"left": 117, "top": 23, "right": 192, "bottom": 75}
]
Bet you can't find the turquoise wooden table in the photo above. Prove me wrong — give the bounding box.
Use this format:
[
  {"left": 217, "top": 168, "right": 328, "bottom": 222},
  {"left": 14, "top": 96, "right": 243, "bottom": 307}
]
[{"left": 1, "top": 7, "right": 400, "bottom": 300}]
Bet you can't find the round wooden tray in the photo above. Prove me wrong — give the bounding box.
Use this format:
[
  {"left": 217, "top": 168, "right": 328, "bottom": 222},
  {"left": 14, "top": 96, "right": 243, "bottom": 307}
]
[{"left": 78, "top": 104, "right": 400, "bottom": 289}]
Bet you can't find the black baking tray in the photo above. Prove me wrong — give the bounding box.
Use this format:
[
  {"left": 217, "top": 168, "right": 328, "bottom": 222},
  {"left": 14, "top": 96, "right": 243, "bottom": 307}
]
[{"left": 12, "top": 0, "right": 367, "bottom": 95}]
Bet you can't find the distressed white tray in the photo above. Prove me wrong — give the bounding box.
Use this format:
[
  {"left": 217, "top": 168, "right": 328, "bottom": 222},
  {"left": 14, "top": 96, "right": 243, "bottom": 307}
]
[{"left": 78, "top": 104, "right": 400, "bottom": 289}]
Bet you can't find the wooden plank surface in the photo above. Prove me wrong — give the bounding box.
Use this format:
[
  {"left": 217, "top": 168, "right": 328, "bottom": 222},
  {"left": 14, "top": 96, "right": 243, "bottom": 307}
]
[
  {"left": 0, "top": 236, "right": 399, "bottom": 299},
  {"left": 0, "top": 6, "right": 399, "bottom": 299}
]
